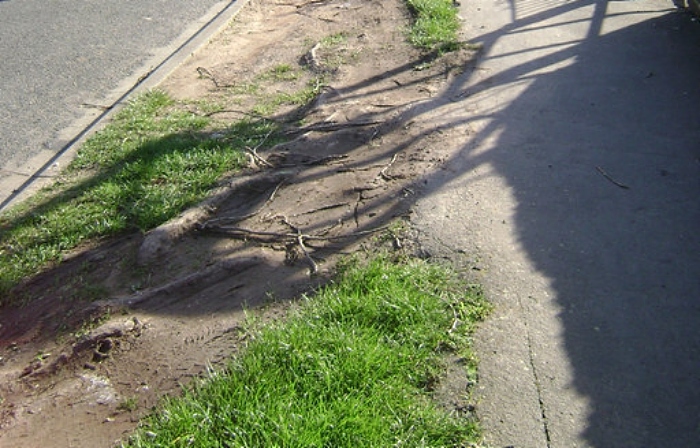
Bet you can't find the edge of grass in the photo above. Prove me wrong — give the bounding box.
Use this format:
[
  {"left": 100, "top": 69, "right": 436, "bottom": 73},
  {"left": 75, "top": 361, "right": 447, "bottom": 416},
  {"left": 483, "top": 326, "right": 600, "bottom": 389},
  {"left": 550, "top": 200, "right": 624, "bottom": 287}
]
[
  {"left": 0, "top": 0, "right": 466, "bottom": 303},
  {"left": 121, "top": 254, "right": 490, "bottom": 448},
  {"left": 406, "top": 0, "right": 462, "bottom": 51},
  {"left": 0, "top": 90, "right": 276, "bottom": 301}
]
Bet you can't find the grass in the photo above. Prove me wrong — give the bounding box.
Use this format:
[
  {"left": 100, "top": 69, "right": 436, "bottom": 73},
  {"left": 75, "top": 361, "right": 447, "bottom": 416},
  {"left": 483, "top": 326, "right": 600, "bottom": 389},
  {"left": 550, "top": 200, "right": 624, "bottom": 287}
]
[
  {"left": 252, "top": 77, "right": 326, "bottom": 116},
  {"left": 406, "top": 0, "right": 462, "bottom": 51},
  {"left": 122, "top": 256, "right": 490, "bottom": 448},
  {"left": 319, "top": 32, "right": 349, "bottom": 47},
  {"left": 260, "top": 64, "right": 302, "bottom": 82},
  {"left": 118, "top": 396, "right": 140, "bottom": 413},
  {"left": 0, "top": 91, "right": 277, "bottom": 302}
]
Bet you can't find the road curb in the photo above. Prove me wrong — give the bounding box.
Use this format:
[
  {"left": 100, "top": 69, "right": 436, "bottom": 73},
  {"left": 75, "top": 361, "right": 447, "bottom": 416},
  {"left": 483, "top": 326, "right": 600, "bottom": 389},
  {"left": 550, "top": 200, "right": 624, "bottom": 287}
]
[{"left": 0, "top": 0, "right": 251, "bottom": 212}]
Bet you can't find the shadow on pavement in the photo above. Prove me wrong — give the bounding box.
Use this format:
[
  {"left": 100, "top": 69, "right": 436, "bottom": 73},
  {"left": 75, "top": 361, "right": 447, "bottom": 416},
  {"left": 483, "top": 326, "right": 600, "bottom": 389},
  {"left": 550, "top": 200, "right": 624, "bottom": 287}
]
[
  {"left": 1, "top": 0, "right": 698, "bottom": 445},
  {"left": 417, "top": 0, "right": 700, "bottom": 445}
]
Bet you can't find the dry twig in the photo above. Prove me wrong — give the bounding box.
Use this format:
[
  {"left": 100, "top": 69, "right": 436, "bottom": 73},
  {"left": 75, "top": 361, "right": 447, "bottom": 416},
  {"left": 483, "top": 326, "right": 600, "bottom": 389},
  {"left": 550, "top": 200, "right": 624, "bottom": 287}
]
[
  {"left": 245, "top": 147, "right": 274, "bottom": 168},
  {"left": 266, "top": 179, "right": 286, "bottom": 203},
  {"left": 203, "top": 109, "right": 266, "bottom": 119},
  {"left": 292, "top": 202, "right": 350, "bottom": 217},
  {"left": 291, "top": 0, "right": 331, "bottom": 8},
  {"left": 196, "top": 67, "right": 235, "bottom": 89},
  {"left": 378, "top": 153, "right": 399, "bottom": 181},
  {"left": 202, "top": 179, "right": 290, "bottom": 226},
  {"left": 244, "top": 131, "right": 276, "bottom": 168},
  {"left": 296, "top": 232, "right": 318, "bottom": 274},
  {"left": 303, "top": 43, "right": 324, "bottom": 72},
  {"left": 276, "top": 154, "right": 349, "bottom": 169},
  {"left": 596, "top": 166, "right": 630, "bottom": 190},
  {"left": 284, "top": 120, "right": 382, "bottom": 135},
  {"left": 201, "top": 222, "right": 393, "bottom": 242}
]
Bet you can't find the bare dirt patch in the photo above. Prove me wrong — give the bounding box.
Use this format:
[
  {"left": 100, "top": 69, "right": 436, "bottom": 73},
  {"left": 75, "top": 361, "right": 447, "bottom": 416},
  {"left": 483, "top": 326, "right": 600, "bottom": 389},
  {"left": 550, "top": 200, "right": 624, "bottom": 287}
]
[{"left": 0, "top": 0, "right": 478, "bottom": 446}]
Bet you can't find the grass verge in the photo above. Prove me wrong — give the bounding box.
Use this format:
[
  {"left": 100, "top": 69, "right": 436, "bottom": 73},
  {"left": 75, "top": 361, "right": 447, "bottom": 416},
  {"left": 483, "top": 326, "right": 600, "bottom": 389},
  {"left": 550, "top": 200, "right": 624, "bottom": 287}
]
[
  {"left": 122, "top": 255, "right": 490, "bottom": 447},
  {"left": 0, "top": 0, "right": 464, "bottom": 302},
  {"left": 406, "top": 0, "right": 462, "bottom": 51},
  {"left": 0, "top": 91, "right": 276, "bottom": 302}
]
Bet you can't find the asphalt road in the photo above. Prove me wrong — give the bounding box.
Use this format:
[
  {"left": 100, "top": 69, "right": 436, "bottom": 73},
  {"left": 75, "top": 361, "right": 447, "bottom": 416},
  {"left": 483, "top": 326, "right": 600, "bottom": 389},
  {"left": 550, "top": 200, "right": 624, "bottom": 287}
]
[
  {"left": 412, "top": 0, "right": 700, "bottom": 446},
  {"left": 0, "top": 0, "right": 235, "bottom": 208}
]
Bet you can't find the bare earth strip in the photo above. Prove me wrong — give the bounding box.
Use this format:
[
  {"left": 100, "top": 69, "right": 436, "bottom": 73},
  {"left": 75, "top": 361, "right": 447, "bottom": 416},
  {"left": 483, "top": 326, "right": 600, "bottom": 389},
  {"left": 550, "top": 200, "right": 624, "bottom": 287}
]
[{"left": 0, "top": 1, "right": 479, "bottom": 446}]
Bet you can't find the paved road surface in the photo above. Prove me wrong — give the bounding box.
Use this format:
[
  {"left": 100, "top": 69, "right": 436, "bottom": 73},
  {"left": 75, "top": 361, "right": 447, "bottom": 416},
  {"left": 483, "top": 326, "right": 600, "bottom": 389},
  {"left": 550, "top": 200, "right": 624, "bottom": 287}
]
[
  {"left": 412, "top": 0, "right": 700, "bottom": 446},
  {"left": 0, "top": 0, "right": 235, "bottom": 208}
]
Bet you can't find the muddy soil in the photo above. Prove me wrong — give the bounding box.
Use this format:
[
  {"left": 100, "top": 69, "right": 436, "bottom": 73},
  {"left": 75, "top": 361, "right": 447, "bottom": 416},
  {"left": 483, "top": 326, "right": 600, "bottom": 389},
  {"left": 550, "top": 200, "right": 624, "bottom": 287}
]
[{"left": 0, "top": 0, "right": 478, "bottom": 446}]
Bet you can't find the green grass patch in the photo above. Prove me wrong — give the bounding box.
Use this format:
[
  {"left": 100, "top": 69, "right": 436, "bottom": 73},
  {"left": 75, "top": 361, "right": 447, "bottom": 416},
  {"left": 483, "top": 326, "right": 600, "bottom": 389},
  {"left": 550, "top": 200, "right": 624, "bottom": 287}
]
[
  {"left": 0, "top": 90, "right": 279, "bottom": 301},
  {"left": 182, "top": 98, "right": 228, "bottom": 116},
  {"left": 405, "top": 0, "right": 461, "bottom": 51},
  {"left": 259, "top": 64, "right": 302, "bottom": 82},
  {"left": 229, "top": 81, "right": 262, "bottom": 96},
  {"left": 252, "top": 77, "right": 326, "bottom": 116},
  {"left": 320, "top": 31, "right": 349, "bottom": 47},
  {"left": 122, "top": 256, "right": 490, "bottom": 447}
]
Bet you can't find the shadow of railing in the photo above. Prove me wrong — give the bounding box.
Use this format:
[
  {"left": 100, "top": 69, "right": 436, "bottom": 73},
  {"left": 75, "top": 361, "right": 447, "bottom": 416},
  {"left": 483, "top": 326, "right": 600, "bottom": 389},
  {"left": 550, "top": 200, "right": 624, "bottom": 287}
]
[{"left": 404, "top": 0, "right": 700, "bottom": 446}]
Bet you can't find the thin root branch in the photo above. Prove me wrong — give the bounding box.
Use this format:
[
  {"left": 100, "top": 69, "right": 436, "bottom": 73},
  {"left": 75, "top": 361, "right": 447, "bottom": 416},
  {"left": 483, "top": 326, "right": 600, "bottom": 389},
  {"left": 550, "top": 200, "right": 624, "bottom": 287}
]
[
  {"left": 245, "top": 146, "right": 274, "bottom": 168},
  {"left": 200, "top": 222, "right": 393, "bottom": 242},
  {"left": 203, "top": 109, "right": 266, "bottom": 119},
  {"left": 285, "top": 120, "right": 382, "bottom": 135},
  {"left": 289, "top": 0, "right": 331, "bottom": 8},
  {"left": 378, "top": 153, "right": 399, "bottom": 181},
  {"left": 266, "top": 180, "right": 286, "bottom": 204},
  {"left": 292, "top": 202, "right": 350, "bottom": 217},
  {"left": 297, "top": 233, "right": 318, "bottom": 274},
  {"left": 245, "top": 131, "right": 276, "bottom": 168},
  {"left": 196, "top": 67, "right": 235, "bottom": 89},
  {"left": 200, "top": 178, "right": 291, "bottom": 227}
]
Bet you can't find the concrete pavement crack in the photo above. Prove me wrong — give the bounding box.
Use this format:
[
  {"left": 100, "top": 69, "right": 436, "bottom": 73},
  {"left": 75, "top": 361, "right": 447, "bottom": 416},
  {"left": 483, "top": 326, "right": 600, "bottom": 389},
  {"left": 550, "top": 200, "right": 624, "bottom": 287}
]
[{"left": 520, "top": 295, "right": 552, "bottom": 448}]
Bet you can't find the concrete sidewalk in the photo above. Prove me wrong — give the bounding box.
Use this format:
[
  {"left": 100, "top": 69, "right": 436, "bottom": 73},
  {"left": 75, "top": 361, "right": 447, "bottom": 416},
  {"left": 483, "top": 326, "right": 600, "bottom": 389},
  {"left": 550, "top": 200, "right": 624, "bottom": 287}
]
[{"left": 411, "top": 0, "right": 700, "bottom": 446}]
